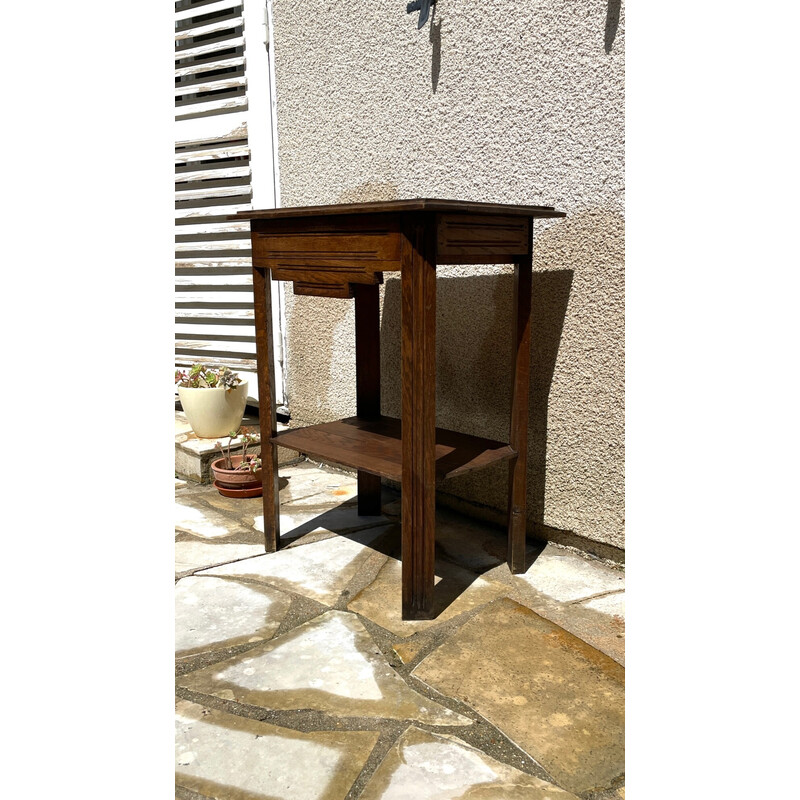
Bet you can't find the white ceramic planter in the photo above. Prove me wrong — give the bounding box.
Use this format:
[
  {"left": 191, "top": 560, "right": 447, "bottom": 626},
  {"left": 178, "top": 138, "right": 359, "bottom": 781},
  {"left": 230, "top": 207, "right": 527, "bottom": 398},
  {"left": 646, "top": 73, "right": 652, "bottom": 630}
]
[{"left": 178, "top": 382, "right": 248, "bottom": 439}]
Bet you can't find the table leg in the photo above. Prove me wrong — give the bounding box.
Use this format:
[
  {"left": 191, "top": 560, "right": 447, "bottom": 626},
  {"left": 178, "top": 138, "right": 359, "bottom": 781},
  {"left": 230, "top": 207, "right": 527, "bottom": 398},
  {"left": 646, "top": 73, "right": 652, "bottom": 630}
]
[
  {"left": 354, "top": 283, "right": 382, "bottom": 515},
  {"left": 401, "top": 215, "right": 437, "bottom": 619},
  {"left": 508, "top": 241, "right": 533, "bottom": 573},
  {"left": 252, "top": 266, "right": 281, "bottom": 553}
]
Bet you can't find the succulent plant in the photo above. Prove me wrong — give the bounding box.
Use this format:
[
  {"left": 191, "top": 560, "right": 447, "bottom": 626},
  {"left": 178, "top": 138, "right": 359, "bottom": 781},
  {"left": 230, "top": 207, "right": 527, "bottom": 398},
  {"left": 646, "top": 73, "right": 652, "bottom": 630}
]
[
  {"left": 175, "top": 364, "right": 242, "bottom": 391},
  {"left": 214, "top": 427, "right": 262, "bottom": 472}
]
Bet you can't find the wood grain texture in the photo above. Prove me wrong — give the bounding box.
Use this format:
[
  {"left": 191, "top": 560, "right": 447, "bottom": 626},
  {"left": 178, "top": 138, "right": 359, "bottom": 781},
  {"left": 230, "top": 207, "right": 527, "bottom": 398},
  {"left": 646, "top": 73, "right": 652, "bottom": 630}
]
[
  {"left": 233, "top": 198, "right": 565, "bottom": 221},
  {"left": 252, "top": 266, "right": 281, "bottom": 553},
  {"left": 508, "top": 225, "right": 534, "bottom": 573},
  {"left": 269, "top": 267, "right": 380, "bottom": 286},
  {"left": 250, "top": 217, "right": 401, "bottom": 289},
  {"left": 238, "top": 201, "right": 567, "bottom": 620},
  {"left": 400, "top": 213, "right": 438, "bottom": 619},
  {"left": 271, "top": 417, "right": 515, "bottom": 483},
  {"left": 354, "top": 284, "right": 383, "bottom": 515},
  {"left": 293, "top": 282, "right": 354, "bottom": 298},
  {"left": 436, "top": 213, "right": 530, "bottom": 265},
  {"left": 253, "top": 231, "right": 400, "bottom": 261}
]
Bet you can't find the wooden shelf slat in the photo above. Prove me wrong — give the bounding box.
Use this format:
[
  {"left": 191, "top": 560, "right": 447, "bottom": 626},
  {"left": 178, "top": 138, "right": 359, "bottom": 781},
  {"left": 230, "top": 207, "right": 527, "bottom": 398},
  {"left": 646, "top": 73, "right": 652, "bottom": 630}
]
[{"left": 272, "top": 416, "right": 516, "bottom": 483}]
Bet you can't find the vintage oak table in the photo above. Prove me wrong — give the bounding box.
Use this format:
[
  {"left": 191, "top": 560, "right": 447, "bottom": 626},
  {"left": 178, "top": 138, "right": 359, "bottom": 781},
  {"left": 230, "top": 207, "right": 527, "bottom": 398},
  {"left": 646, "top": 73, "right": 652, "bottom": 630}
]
[{"left": 234, "top": 199, "right": 565, "bottom": 620}]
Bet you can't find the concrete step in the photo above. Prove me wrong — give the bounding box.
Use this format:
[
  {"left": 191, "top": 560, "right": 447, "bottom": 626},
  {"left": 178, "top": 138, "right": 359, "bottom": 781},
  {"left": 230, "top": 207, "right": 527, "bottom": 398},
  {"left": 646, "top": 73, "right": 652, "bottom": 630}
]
[{"left": 176, "top": 409, "right": 299, "bottom": 484}]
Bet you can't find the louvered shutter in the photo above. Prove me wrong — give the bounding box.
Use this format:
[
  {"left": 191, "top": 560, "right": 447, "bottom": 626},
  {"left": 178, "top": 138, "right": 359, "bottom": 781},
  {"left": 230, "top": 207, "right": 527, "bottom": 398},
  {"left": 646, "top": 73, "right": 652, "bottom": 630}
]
[{"left": 175, "top": 0, "right": 284, "bottom": 406}]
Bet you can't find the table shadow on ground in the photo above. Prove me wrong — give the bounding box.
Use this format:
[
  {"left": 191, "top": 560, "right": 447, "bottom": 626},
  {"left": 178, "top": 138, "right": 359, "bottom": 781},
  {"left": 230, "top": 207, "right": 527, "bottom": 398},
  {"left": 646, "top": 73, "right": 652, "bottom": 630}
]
[{"left": 279, "top": 495, "right": 551, "bottom": 620}]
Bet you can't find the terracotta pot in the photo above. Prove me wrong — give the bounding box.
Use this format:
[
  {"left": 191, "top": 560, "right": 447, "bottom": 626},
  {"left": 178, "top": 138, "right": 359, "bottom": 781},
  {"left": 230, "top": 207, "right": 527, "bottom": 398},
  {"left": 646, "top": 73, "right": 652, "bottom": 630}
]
[
  {"left": 178, "top": 382, "right": 248, "bottom": 439},
  {"left": 211, "top": 455, "right": 263, "bottom": 490}
]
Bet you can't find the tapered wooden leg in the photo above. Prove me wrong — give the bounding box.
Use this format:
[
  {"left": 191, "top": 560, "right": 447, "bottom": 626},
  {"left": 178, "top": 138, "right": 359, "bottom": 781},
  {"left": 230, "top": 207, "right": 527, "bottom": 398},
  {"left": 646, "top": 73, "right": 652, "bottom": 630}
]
[
  {"left": 354, "top": 283, "right": 382, "bottom": 515},
  {"left": 252, "top": 266, "right": 281, "bottom": 552},
  {"left": 508, "top": 239, "right": 533, "bottom": 573},
  {"left": 401, "top": 214, "right": 437, "bottom": 619}
]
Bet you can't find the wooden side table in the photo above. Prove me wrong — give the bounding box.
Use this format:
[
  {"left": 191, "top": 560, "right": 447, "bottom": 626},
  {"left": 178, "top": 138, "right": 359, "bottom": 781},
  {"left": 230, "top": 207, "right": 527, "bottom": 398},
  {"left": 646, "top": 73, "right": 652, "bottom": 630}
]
[{"left": 235, "top": 199, "right": 565, "bottom": 620}]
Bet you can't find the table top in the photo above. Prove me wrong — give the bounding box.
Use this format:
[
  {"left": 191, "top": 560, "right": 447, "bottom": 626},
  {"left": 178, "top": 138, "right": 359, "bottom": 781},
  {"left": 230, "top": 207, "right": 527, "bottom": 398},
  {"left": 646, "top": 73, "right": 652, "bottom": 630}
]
[{"left": 232, "top": 198, "right": 566, "bottom": 221}]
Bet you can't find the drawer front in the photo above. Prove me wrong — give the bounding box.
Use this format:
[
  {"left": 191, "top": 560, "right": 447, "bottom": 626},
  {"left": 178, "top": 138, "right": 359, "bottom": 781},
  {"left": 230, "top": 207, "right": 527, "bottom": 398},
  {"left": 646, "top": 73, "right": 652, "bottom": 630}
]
[
  {"left": 251, "top": 214, "right": 402, "bottom": 279},
  {"left": 436, "top": 214, "right": 530, "bottom": 264}
]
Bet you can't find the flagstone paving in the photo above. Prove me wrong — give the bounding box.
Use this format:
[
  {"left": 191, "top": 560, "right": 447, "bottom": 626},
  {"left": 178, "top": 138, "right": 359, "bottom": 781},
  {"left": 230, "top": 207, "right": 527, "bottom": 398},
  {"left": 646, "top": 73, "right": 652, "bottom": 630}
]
[
  {"left": 198, "top": 526, "right": 395, "bottom": 605},
  {"left": 358, "top": 726, "right": 579, "bottom": 800},
  {"left": 176, "top": 499, "right": 240, "bottom": 540},
  {"left": 176, "top": 700, "right": 379, "bottom": 800},
  {"left": 412, "top": 598, "right": 625, "bottom": 796},
  {"left": 348, "top": 556, "right": 510, "bottom": 638},
  {"left": 512, "top": 594, "right": 626, "bottom": 669},
  {"left": 391, "top": 640, "right": 426, "bottom": 665},
  {"left": 271, "top": 463, "right": 359, "bottom": 505},
  {"left": 175, "top": 540, "right": 267, "bottom": 577},
  {"left": 500, "top": 563, "right": 626, "bottom": 667},
  {"left": 178, "top": 610, "right": 471, "bottom": 725},
  {"left": 175, "top": 454, "right": 625, "bottom": 799},
  {"left": 380, "top": 499, "right": 626, "bottom": 665},
  {"left": 427, "top": 506, "right": 514, "bottom": 571},
  {"left": 175, "top": 576, "right": 292, "bottom": 659},
  {"left": 583, "top": 591, "right": 625, "bottom": 616},
  {"left": 254, "top": 501, "right": 393, "bottom": 542},
  {"left": 511, "top": 546, "right": 624, "bottom": 603}
]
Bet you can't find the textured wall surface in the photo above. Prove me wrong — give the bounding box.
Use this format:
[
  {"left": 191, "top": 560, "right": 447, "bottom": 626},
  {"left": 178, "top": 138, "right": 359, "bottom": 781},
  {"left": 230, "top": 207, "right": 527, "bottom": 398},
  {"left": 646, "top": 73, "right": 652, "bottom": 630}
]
[{"left": 270, "top": 0, "right": 625, "bottom": 555}]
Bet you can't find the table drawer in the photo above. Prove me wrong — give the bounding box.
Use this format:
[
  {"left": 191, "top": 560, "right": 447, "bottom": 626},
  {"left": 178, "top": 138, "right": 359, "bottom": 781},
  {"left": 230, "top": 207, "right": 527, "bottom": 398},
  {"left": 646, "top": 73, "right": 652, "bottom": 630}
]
[
  {"left": 251, "top": 214, "right": 402, "bottom": 277},
  {"left": 436, "top": 213, "right": 530, "bottom": 264}
]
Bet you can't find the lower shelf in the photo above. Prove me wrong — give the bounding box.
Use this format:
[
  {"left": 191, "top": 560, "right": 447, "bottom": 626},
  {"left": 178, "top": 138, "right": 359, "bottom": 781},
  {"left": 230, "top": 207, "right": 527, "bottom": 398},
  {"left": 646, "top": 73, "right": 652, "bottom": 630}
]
[{"left": 271, "top": 415, "right": 516, "bottom": 483}]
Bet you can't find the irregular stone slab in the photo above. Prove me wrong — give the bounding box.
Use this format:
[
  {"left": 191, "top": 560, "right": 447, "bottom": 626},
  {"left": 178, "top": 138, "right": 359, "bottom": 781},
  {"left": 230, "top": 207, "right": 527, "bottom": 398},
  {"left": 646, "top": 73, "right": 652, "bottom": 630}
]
[
  {"left": 505, "top": 562, "right": 625, "bottom": 665},
  {"left": 198, "top": 527, "right": 391, "bottom": 605},
  {"left": 175, "top": 576, "right": 291, "bottom": 658},
  {"left": 505, "top": 579, "right": 626, "bottom": 667},
  {"left": 514, "top": 545, "right": 624, "bottom": 603},
  {"left": 254, "top": 501, "right": 391, "bottom": 541},
  {"left": 348, "top": 557, "right": 509, "bottom": 637},
  {"left": 381, "top": 498, "right": 401, "bottom": 517},
  {"left": 392, "top": 640, "right": 425, "bottom": 665},
  {"left": 381, "top": 501, "right": 521, "bottom": 572},
  {"left": 433, "top": 509, "right": 510, "bottom": 571},
  {"left": 199, "top": 491, "right": 267, "bottom": 522},
  {"left": 175, "top": 413, "right": 193, "bottom": 437},
  {"left": 582, "top": 591, "right": 625, "bottom": 618},
  {"left": 359, "top": 726, "right": 579, "bottom": 800},
  {"left": 176, "top": 699, "right": 378, "bottom": 800},
  {"left": 528, "top": 600, "right": 624, "bottom": 668},
  {"left": 413, "top": 598, "right": 624, "bottom": 796},
  {"left": 175, "top": 499, "right": 235, "bottom": 540},
  {"left": 278, "top": 464, "right": 359, "bottom": 506},
  {"left": 175, "top": 541, "right": 266, "bottom": 575},
  {"left": 178, "top": 610, "right": 471, "bottom": 726}
]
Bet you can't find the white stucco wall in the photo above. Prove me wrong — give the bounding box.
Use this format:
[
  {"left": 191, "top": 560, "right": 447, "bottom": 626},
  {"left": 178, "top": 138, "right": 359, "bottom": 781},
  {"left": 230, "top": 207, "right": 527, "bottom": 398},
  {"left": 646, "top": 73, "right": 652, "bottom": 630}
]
[{"left": 270, "top": 0, "right": 625, "bottom": 557}]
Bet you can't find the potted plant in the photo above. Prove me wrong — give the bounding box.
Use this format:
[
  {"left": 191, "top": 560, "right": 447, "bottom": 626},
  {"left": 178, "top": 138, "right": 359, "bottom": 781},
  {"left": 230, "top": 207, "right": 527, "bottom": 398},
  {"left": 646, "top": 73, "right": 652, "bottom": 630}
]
[
  {"left": 210, "top": 428, "right": 263, "bottom": 497},
  {"left": 175, "top": 363, "right": 248, "bottom": 439}
]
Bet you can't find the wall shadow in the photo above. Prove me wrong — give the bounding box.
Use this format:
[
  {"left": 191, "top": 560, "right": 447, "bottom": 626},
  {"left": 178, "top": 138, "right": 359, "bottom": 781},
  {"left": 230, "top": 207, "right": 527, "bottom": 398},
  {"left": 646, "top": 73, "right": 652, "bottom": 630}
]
[
  {"left": 528, "top": 270, "right": 574, "bottom": 527},
  {"left": 605, "top": 0, "right": 621, "bottom": 53},
  {"left": 430, "top": 18, "right": 442, "bottom": 92},
  {"left": 380, "top": 268, "right": 573, "bottom": 563},
  {"left": 370, "top": 208, "right": 626, "bottom": 565}
]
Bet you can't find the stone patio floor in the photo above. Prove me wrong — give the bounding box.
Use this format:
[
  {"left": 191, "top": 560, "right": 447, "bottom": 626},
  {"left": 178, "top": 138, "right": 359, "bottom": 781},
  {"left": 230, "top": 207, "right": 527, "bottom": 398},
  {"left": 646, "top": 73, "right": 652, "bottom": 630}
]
[{"left": 175, "top": 457, "right": 625, "bottom": 800}]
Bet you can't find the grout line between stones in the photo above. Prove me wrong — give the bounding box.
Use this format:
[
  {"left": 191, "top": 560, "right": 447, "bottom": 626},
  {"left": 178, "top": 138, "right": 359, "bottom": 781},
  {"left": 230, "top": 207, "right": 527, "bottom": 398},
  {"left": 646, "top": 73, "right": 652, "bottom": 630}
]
[{"left": 568, "top": 587, "right": 625, "bottom": 606}]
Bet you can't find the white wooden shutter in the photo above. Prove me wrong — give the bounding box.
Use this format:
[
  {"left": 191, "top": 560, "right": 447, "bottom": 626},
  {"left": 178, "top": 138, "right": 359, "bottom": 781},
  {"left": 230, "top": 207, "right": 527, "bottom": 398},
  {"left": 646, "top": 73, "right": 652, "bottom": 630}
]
[{"left": 175, "top": 0, "right": 284, "bottom": 407}]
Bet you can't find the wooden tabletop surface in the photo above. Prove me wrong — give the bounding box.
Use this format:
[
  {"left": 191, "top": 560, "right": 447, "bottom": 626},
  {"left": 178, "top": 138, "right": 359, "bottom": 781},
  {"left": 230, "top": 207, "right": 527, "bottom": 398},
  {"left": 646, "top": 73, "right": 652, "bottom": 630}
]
[{"left": 232, "top": 198, "right": 566, "bottom": 220}]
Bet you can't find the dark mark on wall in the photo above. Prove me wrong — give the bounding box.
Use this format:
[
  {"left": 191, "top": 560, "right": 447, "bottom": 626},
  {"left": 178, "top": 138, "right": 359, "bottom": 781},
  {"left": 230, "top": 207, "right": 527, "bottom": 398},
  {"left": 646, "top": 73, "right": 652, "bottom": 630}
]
[
  {"left": 430, "top": 18, "right": 442, "bottom": 92},
  {"left": 605, "top": 0, "right": 621, "bottom": 54}
]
